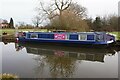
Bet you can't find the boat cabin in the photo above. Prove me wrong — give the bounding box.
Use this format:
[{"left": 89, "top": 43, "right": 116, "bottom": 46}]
[
  {"left": 18, "top": 31, "right": 115, "bottom": 45},
  {"left": 24, "top": 32, "right": 114, "bottom": 42}
]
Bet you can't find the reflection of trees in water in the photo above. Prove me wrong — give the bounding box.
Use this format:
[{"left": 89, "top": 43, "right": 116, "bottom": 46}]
[
  {"left": 34, "top": 53, "right": 77, "bottom": 78},
  {"left": 46, "top": 55, "right": 76, "bottom": 78},
  {"left": 23, "top": 43, "right": 119, "bottom": 78},
  {"left": 34, "top": 56, "right": 46, "bottom": 77},
  {"left": 31, "top": 48, "right": 116, "bottom": 78}
]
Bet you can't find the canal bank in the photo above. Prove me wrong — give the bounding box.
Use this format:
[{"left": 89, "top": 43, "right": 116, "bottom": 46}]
[{"left": 1, "top": 34, "right": 16, "bottom": 43}]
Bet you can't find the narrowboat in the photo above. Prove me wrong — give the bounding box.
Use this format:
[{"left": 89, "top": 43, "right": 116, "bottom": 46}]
[{"left": 17, "top": 31, "right": 115, "bottom": 46}]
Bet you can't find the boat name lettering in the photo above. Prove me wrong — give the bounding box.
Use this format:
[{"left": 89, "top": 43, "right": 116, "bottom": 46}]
[{"left": 54, "top": 34, "right": 66, "bottom": 40}]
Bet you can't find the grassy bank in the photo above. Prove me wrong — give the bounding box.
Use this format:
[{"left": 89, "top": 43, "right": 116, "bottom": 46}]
[
  {"left": 0, "top": 29, "right": 48, "bottom": 35},
  {"left": 0, "top": 73, "right": 19, "bottom": 80},
  {"left": 109, "top": 32, "right": 120, "bottom": 40},
  {"left": 0, "top": 29, "right": 15, "bottom": 35}
]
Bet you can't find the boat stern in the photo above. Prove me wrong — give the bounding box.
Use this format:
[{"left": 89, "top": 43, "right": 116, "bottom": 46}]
[{"left": 106, "top": 33, "right": 116, "bottom": 44}]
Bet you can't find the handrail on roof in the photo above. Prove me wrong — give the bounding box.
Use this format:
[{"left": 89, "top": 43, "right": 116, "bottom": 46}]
[{"left": 52, "top": 30, "right": 66, "bottom": 33}]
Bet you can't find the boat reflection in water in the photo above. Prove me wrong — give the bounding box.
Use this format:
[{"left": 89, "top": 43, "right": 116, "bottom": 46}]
[
  {"left": 16, "top": 43, "right": 117, "bottom": 78},
  {"left": 18, "top": 43, "right": 116, "bottom": 62},
  {"left": 26, "top": 46, "right": 112, "bottom": 63}
]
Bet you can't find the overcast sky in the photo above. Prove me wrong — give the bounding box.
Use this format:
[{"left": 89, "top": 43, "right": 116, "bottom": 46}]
[
  {"left": 118, "top": 1, "right": 120, "bottom": 16},
  {"left": 0, "top": 0, "right": 119, "bottom": 25}
]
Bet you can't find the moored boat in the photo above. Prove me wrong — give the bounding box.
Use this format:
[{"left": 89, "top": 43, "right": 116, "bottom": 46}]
[{"left": 17, "top": 31, "right": 115, "bottom": 46}]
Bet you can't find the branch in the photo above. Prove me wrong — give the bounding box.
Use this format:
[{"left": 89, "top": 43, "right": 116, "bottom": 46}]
[
  {"left": 40, "top": 2, "right": 50, "bottom": 15},
  {"left": 49, "top": 14, "right": 59, "bottom": 20},
  {"left": 61, "top": 0, "right": 64, "bottom": 10},
  {"left": 62, "top": 0, "right": 72, "bottom": 11},
  {"left": 55, "top": 0, "right": 61, "bottom": 10}
]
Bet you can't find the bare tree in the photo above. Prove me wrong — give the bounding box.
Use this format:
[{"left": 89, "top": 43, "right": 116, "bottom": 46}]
[
  {"left": 38, "top": 0, "right": 72, "bottom": 19},
  {"left": 37, "top": 0, "right": 89, "bottom": 31},
  {"left": 38, "top": 1, "right": 58, "bottom": 20},
  {"left": 68, "top": 3, "right": 87, "bottom": 19},
  {"left": 51, "top": 3, "right": 89, "bottom": 31},
  {"left": 38, "top": 0, "right": 72, "bottom": 28},
  {"left": 54, "top": 0, "right": 72, "bottom": 28},
  {"left": 32, "top": 15, "right": 44, "bottom": 27},
  {"left": 18, "top": 22, "right": 26, "bottom": 27},
  {"left": 54, "top": 0, "right": 72, "bottom": 17},
  {"left": 2, "top": 19, "right": 8, "bottom": 24}
]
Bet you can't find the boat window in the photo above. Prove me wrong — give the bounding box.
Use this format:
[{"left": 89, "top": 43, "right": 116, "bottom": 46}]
[
  {"left": 69, "top": 34, "right": 78, "bottom": 40},
  {"left": 26, "top": 34, "right": 31, "bottom": 38},
  {"left": 79, "top": 34, "right": 87, "bottom": 41},
  {"left": 87, "top": 35, "right": 95, "bottom": 40},
  {"left": 30, "top": 34, "right": 38, "bottom": 38},
  {"left": 38, "top": 34, "right": 54, "bottom": 39},
  {"left": 96, "top": 34, "right": 104, "bottom": 41}
]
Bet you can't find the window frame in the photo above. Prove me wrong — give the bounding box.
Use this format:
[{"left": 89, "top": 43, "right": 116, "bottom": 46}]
[
  {"left": 30, "top": 33, "right": 38, "bottom": 39},
  {"left": 87, "top": 34, "right": 95, "bottom": 41},
  {"left": 79, "top": 34, "right": 87, "bottom": 41}
]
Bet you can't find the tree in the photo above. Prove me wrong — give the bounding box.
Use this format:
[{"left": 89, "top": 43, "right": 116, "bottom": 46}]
[
  {"left": 32, "top": 15, "right": 44, "bottom": 27},
  {"left": 38, "top": 1, "right": 89, "bottom": 31},
  {"left": 93, "top": 17, "right": 102, "bottom": 31},
  {"left": 9, "top": 18, "right": 14, "bottom": 28},
  {"left": 68, "top": 3, "right": 87, "bottom": 19},
  {"left": 2, "top": 20, "right": 8, "bottom": 24},
  {"left": 118, "top": 16, "right": 120, "bottom": 31},
  {"left": 18, "top": 22, "right": 26, "bottom": 27},
  {"left": 54, "top": 0, "right": 72, "bottom": 28},
  {"left": 38, "top": 0, "right": 72, "bottom": 28},
  {"left": 100, "top": 14, "right": 118, "bottom": 31},
  {"left": 50, "top": 8, "right": 89, "bottom": 31},
  {"left": 85, "top": 17, "right": 93, "bottom": 31},
  {"left": 108, "top": 15, "right": 118, "bottom": 31}
]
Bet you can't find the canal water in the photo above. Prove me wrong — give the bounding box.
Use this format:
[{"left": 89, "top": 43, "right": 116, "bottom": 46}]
[{"left": 1, "top": 42, "right": 119, "bottom": 78}]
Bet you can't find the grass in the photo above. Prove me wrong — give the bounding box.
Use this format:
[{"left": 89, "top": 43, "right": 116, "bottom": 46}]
[
  {"left": 0, "top": 29, "right": 15, "bottom": 35},
  {"left": 0, "top": 73, "right": 19, "bottom": 80},
  {"left": 109, "top": 32, "right": 120, "bottom": 40},
  {"left": 0, "top": 29, "right": 48, "bottom": 35}
]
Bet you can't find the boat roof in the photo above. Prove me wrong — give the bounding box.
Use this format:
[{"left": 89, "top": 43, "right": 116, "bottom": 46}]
[
  {"left": 27, "top": 32, "right": 106, "bottom": 33},
  {"left": 26, "top": 32, "right": 106, "bottom": 35}
]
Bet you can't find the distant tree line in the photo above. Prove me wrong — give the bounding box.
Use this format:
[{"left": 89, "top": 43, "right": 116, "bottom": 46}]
[
  {"left": 16, "top": 14, "right": 119, "bottom": 32},
  {"left": 19, "top": 13, "right": 119, "bottom": 31},
  {"left": 86, "top": 14, "right": 119, "bottom": 32},
  {"left": 16, "top": 22, "right": 46, "bottom": 29},
  {"left": 16, "top": 22, "right": 34, "bottom": 29}
]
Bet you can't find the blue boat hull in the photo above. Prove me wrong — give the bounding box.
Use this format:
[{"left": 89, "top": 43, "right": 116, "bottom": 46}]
[{"left": 19, "top": 38, "right": 108, "bottom": 46}]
